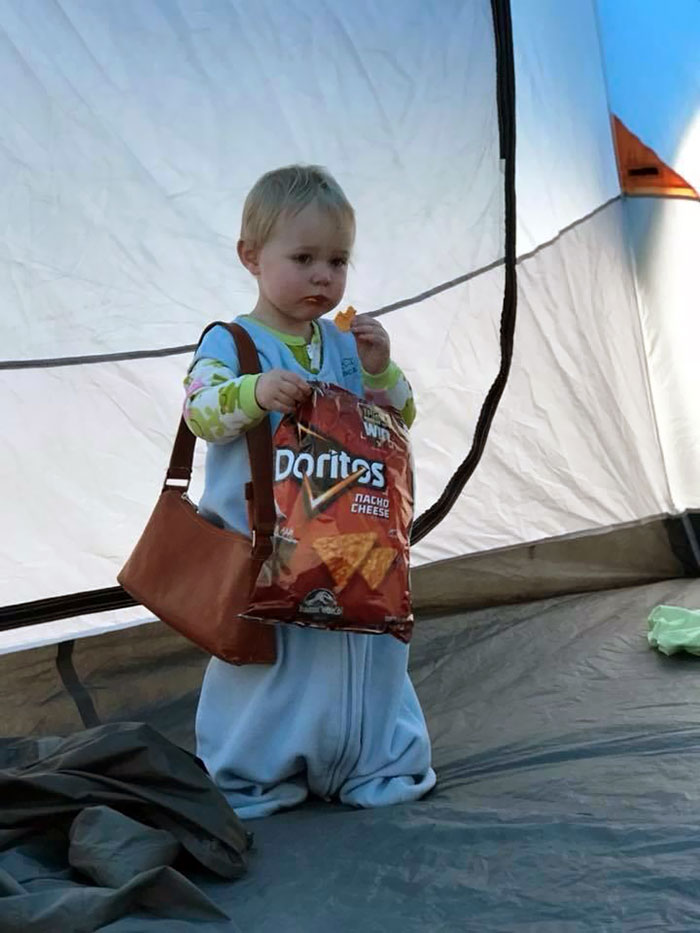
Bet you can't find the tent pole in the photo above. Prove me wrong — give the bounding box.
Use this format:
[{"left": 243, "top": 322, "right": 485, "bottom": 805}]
[{"left": 411, "top": 0, "right": 517, "bottom": 545}]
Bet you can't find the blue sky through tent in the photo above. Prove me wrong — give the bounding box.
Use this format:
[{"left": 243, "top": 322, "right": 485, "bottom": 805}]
[{"left": 597, "top": 0, "right": 700, "bottom": 189}]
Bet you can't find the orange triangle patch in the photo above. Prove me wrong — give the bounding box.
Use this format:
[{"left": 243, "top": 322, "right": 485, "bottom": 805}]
[{"left": 612, "top": 116, "right": 699, "bottom": 200}]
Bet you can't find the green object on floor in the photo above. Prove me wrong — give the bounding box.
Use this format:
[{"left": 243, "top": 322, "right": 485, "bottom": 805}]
[{"left": 648, "top": 605, "right": 700, "bottom": 656}]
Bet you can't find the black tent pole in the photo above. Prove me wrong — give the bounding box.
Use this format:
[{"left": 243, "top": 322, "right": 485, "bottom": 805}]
[{"left": 411, "top": 0, "right": 518, "bottom": 546}]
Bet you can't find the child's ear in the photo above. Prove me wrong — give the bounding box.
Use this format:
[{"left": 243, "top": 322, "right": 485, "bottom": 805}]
[{"left": 237, "top": 239, "right": 261, "bottom": 276}]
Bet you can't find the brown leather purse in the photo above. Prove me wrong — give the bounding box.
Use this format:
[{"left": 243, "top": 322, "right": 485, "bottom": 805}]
[{"left": 118, "top": 322, "right": 277, "bottom": 664}]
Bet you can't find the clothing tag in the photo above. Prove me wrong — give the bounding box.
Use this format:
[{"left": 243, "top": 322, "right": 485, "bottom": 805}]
[{"left": 306, "top": 336, "right": 321, "bottom": 373}]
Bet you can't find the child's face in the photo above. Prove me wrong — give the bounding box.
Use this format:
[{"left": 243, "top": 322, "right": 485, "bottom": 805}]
[{"left": 246, "top": 203, "right": 352, "bottom": 329}]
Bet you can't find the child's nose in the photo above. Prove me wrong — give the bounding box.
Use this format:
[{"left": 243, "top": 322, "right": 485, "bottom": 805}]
[{"left": 310, "top": 265, "right": 331, "bottom": 285}]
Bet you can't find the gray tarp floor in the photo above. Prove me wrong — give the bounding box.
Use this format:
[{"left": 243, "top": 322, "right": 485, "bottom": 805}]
[{"left": 177, "top": 577, "right": 700, "bottom": 932}]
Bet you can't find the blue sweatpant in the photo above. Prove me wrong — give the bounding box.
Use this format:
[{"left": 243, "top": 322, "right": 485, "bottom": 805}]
[{"left": 195, "top": 625, "right": 436, "bottom": 819}]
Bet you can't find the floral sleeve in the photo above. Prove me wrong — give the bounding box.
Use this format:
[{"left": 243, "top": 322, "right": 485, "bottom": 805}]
[
  {"left": 183, "top": 358, "right": 266, "bottom": 444},
  {"left": 362, "top": 361, "right": 416, "bottom": 428}
]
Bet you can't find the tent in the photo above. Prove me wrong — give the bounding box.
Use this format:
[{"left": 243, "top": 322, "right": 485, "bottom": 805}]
[{"left": 2, "top": 0, "right": 700, "bottom": 928}]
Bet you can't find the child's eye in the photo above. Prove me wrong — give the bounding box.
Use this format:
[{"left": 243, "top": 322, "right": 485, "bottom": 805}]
[
  {"left": 331, "top": 257, "right": 348, "bottom": 268},
  {"left": 292, "top": 253, "right": 312, "bottom": 265}
]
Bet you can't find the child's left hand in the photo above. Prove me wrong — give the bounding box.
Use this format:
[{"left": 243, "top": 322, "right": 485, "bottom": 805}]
[{"left": 351, "top": 314, "right": 391, "bottom": 375}]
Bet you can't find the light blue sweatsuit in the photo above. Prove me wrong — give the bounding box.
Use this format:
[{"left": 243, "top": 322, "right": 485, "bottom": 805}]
[{"left": 190, "top": 316, "right": 436, "bottom": 819}]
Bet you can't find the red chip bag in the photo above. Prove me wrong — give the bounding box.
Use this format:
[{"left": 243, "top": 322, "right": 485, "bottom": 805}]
[{"left": 243, "top": 381, "right": 414, "bottom": 641}]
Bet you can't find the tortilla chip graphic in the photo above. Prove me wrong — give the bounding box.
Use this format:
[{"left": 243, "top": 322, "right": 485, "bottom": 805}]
[
  {"left": 334, "top": 305, "right": 357, "bottom": 332},
  {"left": 313, "top": 532, "right": 376, "bottom": 591},
  {"left": 359, "top": 547, "right": 396, "bottom": 590}
]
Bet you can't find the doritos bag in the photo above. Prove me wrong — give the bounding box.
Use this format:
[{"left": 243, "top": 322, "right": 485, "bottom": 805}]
[{"left": 243, "top": 382, "right": 414, "bottom": 642}]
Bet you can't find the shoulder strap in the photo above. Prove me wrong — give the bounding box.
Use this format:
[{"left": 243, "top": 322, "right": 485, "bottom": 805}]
[{"left": 164, "top": 321, "right": 275, "bottom": 553}]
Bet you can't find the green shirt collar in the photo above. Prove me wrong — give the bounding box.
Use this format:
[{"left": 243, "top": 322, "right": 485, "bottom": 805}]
[{"left": 241, "top": 315, "right": 321, "bottom": 346}]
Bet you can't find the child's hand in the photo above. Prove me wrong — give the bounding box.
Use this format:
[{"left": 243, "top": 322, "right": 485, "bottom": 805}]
[
  {"left": 351, "top": 314, "right": 391, "bottom": 375},
  {"left": 255, "top": 369, "right": 311, "bottom": 413}
]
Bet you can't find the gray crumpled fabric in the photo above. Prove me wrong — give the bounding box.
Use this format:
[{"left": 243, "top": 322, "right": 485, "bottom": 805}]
[
  {"left": 0, "top": 722, "right": 248, "bottom": 932},
  {"left": 68, "top": 805, "right": 181, "bottom": 886}
]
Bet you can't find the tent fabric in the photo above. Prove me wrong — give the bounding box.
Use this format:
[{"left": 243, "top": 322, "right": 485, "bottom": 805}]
[
  {"left": 0, "top": 0, "right": 502, "bottom": 360},
  {"left": 612, "top": 116, "right": 699, "bottom": 199},
  {"left": 597, "top": 0, "right": 700, "bottom": 513},
  {"left": 190, "top": 577, "right": 700, "bottom": 931},
  {"left": 412, "top": 514, "right": 688, "bottom": 613},
  {"left": 0, "top": 620, "right": 208, "bottom": 744},
  {"left": 5, "top": 580, "right": 700, "bottom": 930},
  {"left": 404, "top": 198, "right": 672, "bottom": 565},
  {"left": 596, "top": 0, "right": 700, "bottom": 189},
  {"left": 2, "top": 578, "right": 698, "bottom": 930},
  {"left": 511, "top": 0, "right": 619, "bottom": 253},
  {"left": 0, "top": 722, "right": 248, "bottom": 931},
  {"left": 622, "top": 196, "right": 700, "bottom": 511}
]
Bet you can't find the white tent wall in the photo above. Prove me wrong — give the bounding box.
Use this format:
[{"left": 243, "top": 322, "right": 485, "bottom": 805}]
[
  {"left": 409, "top": 0, "right": 674, "bottom": 564},
  {"left": 417, "top": 0, "right": 700, "bottom": 609},
  {"left": 394, "top": 195, "right": 675, "bottom": 565},
  {"left": 4, "top": 355, "right": 197, "bottom": 607},
  {"left": 597, "top": 0, "right": 700, "bottom": 513},
  {"left": 625, "top": 198, "right": 700, "bottom": 510},
  {"left": 0, "top": 0, "right": 502, "bottom": 361}
]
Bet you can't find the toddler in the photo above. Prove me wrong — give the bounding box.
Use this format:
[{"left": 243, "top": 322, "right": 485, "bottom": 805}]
[{"left": 183, "top": 165, "right": 436, "bottom": 818}]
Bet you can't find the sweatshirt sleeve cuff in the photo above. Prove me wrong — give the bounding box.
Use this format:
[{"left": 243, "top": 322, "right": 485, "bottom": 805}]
[
  {"left": 239, "top": 374, "right": 267, "bottom": 421},
  {"left": 361, "top": 360, "right": 400, "bottom": 390}
]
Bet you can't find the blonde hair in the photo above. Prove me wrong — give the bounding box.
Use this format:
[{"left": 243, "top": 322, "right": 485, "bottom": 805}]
[{"left": 240, "top": 164, "right": 355, "bottom": 248}]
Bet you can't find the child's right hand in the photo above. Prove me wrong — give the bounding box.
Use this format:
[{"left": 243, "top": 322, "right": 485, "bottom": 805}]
[{"left": 255, "top": 369, "right": 311, "bottom": 413}]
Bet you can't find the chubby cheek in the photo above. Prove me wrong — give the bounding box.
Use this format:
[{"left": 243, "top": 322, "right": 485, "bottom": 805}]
[
  {"left": 331, "top": 270, "right": 348, "bottom": 300},
  {"left": 268, "top": 267, "right": 305, "bottom": 300}
]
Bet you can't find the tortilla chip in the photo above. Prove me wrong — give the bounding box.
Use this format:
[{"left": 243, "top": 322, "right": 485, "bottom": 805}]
[
  {"left": 334, "top": 305, "right": 357, "bottom": 332},
  {"left": 313, "top": 532, "right": 376, "bottom": 590},
  {"left": 359, "top": 547, "right": 396, "bottom": 590}
]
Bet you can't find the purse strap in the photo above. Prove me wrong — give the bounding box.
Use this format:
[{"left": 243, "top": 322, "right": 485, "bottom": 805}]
[{"left": 164, "top": 322, "right": 276, "bottom": 555}]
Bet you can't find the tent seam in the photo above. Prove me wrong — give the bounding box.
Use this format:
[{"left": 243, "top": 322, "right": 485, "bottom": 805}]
[{"left": 0, "top": 199, "right": 620, "bottom": 372}]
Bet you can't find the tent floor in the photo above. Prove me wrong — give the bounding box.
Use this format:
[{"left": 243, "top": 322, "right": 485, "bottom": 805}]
[{"left": 184, "top": 577, "right": 700, "bottom": 931}]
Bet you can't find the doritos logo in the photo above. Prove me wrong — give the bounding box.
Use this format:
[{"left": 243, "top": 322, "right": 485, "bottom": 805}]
[
  {"left": 274, "top": 418, "right": 387, "bottom": 518},
  {"left": 274, "top": 447, "right": 386, "bottom": 489}
]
